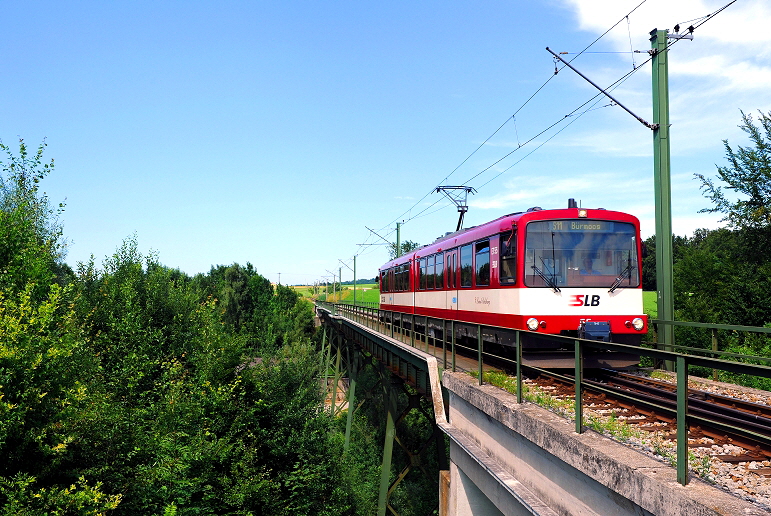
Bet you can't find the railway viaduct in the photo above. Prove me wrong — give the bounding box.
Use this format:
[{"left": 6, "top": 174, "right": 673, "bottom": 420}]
[{"left": 315, "top": 302, "right": 766, "bottom": 516}]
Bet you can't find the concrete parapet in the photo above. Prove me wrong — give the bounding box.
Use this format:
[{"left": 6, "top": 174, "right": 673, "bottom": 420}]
[{"left": 442, "top": 372, "right": 765, "bottom": 516}]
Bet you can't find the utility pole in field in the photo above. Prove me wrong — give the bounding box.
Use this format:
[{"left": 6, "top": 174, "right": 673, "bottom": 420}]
[
  {"left": 395, "top": 222, "right": 401, "bottom": 258},
  {"left": 339, "top": 258, "right": 357, "bottom": 306}
]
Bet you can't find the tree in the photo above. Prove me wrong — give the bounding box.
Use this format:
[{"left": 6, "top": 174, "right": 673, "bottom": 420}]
[
  {"left": 0, "top": 139, "right": 70, "bottom": 300},
  {"left": 696, "top": 110, "right": 771, "bottom": 230},
  {"left": 0, "top": 138, "right": 66, "bottom": 261},
  {"left": 0, "top": 140, "right": 118, "bottom": 513},
  {"left": 388, "top": 240, "right": 421, "bottom": 260}
]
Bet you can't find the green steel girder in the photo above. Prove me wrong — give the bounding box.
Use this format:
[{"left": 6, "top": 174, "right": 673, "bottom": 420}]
[
  {"left": 316, "top": 307, "right": 446, "bottom": 515},
  {"left": 319, "top": 312, "right": 435, "bottom": 397}
]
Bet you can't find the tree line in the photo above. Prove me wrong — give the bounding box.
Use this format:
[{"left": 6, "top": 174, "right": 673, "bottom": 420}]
[
  {"left": 642, "top": 111, "right": 771, "bottom": 388},
  {"left": 0, "top": 140, "right": 380, "bottom": 514}
]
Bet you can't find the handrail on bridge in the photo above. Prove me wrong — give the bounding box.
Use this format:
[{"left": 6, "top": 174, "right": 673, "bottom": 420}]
[{"left": 316, "top": 300, "right": 771, "bottom": 486}]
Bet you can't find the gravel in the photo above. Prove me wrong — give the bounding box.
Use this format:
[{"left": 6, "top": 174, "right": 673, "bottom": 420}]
[{"left": 527, "top": 371, "right": 771, "bottom": 511}]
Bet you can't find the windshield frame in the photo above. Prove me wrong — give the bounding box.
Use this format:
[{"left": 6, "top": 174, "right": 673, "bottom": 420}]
[{"left": 523, "top": 219, "right": 640, "bottom": 289}]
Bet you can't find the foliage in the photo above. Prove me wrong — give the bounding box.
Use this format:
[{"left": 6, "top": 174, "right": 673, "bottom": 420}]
[
  {"left": 717, "top": 335, "right": 771, "bottom": 391},
  {"left": 193, "top": 263, "right": 315, "bottom": 353},
  {"left": 0, "top": 139, "right": 66, "bottom": 263},
  {"left": 0, "top": 474, "right": 121, "bottom": 516},
  {"left": 696, "top": 110, "right": 771, "bottom": 230},
  {"left": 0, "top": 139, "right": 359, "bottom": 514},
  {"left": 661, "top": 110, "right": 771, "bottom": 370},
  {"left": 60, "top": 244, "right": 346, "bottom": 514},
  {"left": 0, "top": 140, "right": 70, "bottom": 303},
  {"left": 639, "top": 234, "right": 690, "bottom": 293},
  {"left": 388, "top": 240, "right": 421, "bottom": 260},
  {"left": 347, "top": 365, "right": 442, "bottom": 516}
]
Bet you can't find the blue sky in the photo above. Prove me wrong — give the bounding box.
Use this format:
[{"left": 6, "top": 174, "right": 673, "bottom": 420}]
[{"left": 3, "top": 0, "right": 770, "bottom": 285}]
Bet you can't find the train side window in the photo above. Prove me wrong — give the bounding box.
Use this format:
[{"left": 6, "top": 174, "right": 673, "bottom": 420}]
[
  {"left": 400, "top": 264, "right": 408, "bottom": 291},
  {"left": 500, "top": 231, "right": 517, "bottom": 284},
  {"left": 435, "top": 253, "right": 444, "bottom": 289},
  {"left": 427, "top": 255, "right": 435, "bottom": 289},
  {"left": 451, "top": 252, "right": 457, "bottom": 288},
  {"left": 460, "top": 245, "right": 473, "bottom": 287},
  {"left": 475, "top": 240, "right": 490, "bottom": 286},
  {"left": 445, "top": 252, "right": 453, "bottom": 289},
  {"left": 419, "top": 258, "right": 427, "bottom": 290}
]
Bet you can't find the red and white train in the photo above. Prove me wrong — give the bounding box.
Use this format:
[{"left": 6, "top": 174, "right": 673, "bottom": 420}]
[{"left": 378, "top": 199, "right": 647, "bottom": 368}]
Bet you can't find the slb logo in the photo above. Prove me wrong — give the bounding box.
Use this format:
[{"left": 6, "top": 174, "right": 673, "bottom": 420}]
[{"left": 570, "top": 295, "right": 600, "bottom": 307}]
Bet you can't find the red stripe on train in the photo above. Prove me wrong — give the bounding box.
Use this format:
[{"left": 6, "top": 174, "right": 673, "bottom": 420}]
[{"left": 380, "top": 304, "right": 646, "bottom": 335}]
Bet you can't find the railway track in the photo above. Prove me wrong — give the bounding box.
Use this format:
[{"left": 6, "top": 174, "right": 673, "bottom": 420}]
[
  {"left": 528, "top": 369, "right": 771, "bottom": 468},
  {"left": 332, "top": 305, "right": 771, "bottom": 470}
]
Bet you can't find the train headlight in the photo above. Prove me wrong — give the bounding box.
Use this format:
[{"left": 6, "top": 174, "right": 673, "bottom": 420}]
[
  {"left": 578, "top": 209, "right": 588, "bottom": 218},
  {"left": 526, "top": 318, "right": 539, "bottom": 331},
  {"left": 632, "top": 317, "right": 645, "bottom": 331}
]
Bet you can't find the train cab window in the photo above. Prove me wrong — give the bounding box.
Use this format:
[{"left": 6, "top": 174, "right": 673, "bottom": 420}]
[
  {"left": 500, "top": 231, "right": 517, "bottom": 284},
  {"left": 435, "top": 253, "right": 444, "bottom": 289},
  {"left": 460, "top": 245, "right": 473, "bottom": 287},
  {"left": 475, "top": 240, "right": 490, "bottom": 286}
]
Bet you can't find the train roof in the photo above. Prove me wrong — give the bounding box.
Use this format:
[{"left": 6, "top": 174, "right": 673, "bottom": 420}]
[{"left": 379, "top": 203, "right": 639, "bottom": 271}]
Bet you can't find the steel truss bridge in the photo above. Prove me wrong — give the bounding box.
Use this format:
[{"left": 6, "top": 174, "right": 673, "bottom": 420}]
[{"left": 315, "top": 301, "right": 771, "bottom": 516}]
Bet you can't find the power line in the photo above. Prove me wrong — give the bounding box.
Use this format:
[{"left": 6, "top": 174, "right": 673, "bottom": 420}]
[
  {"left": 340, "top": 0, "right": 737, "bottom": 280},
  {"left": 462, "top": 0, "right": 738, "bottom": 195},
  {"left": 372, "top": 2, "right": 651, "bottom": 238}
]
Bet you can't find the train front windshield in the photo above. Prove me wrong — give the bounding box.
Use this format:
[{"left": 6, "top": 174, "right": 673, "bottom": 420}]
[{"left": 524, "top": 220, "right": 640, "bottom": 288}]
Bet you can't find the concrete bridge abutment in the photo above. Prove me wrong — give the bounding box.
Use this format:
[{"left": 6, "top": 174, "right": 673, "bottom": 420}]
[{"left": 441, "top": 372, "right": 765, "bottom": 516}]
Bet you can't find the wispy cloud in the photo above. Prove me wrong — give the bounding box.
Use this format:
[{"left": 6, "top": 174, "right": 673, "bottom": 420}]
[{"left": 555, "top": 0, "right": 771, "bottom": 154}]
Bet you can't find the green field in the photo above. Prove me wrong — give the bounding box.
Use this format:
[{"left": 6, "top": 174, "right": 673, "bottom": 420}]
[
  {"left": 643, "top": 291, "right": 657, "bottom": 320},
  {"left": 293, "top": 284, "right": 380, "bottom": 304}
]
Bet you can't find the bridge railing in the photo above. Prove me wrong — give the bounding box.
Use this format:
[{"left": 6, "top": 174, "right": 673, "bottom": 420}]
[
  {"left": 651, "top": 317, "right": 771, "bottom": 361},
  {"left": 316, "top": 301, "right": 771, "bottom": 486}
]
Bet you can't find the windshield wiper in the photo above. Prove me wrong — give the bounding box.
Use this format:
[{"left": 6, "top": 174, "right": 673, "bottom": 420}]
[
  {"left": 608, "top": 263, "right": 635, "bottom": 293},
  {"left": 531, "top": 265, "right": 561, "bottom": 293}
]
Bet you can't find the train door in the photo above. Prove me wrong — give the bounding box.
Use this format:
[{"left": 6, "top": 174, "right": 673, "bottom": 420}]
[{"left": 445, "top": 250, "right": 458, "bottom": 312}]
